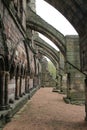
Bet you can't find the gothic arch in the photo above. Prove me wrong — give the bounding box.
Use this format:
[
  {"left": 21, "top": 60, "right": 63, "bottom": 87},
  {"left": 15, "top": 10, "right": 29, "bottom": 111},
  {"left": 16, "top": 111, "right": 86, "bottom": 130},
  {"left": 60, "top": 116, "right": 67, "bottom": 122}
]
[
  {"left": 34, "top": 36, "right": 60, "bottom": 62},
  {"left": 38, "top": 50, "right": 58, "bottom": 68},
  {"left": 35, "top": 39, "right": 59, "bottom": 63},
  {"left": 9, "top": 39, "right": 30, "bottom": 75},
  {"left": 26, "top": 7, "right": 66, "bottom": 55},
  {"left": 44, "top": 0, "right": 86, "bottom": 36}
]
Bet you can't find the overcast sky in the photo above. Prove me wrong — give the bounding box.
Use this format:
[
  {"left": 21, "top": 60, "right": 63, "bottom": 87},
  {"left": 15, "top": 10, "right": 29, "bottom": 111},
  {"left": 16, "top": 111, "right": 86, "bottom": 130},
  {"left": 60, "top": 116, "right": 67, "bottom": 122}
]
[{"left": 36, "top": 0, "right": 78, "bottom": 51}]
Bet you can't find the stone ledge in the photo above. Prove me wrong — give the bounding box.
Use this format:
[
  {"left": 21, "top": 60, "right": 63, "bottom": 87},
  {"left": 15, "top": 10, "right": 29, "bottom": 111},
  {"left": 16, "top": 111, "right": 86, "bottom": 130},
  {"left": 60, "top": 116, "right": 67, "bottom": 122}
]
[
  {"left": 0, "top": 109, "right": 11, "bottom": 129},
  {"left": 10, "top": 86, "right": 39, "bottom": 117},
  {"left": 63, "top": 97, "right": 85, "bottom": 105},
  {"left": 29, "top": 86, "right": 39, "bottom": 98},
  {"left": 52, "top": 87, "right": 66, "bottom": 94},
  {"left": 0, "top": 86, "right": 39, "bottom": 129}
]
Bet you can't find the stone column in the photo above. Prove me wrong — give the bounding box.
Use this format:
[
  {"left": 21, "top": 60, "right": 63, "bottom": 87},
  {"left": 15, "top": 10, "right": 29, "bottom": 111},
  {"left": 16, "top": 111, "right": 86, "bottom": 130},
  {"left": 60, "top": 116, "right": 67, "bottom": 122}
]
[
  {"left": 25, "top": 75, "right": 28, "bottom": 93},
  {"left": 57, "top": 75, "right": 61, "bottom": 90},
  {"left": 22, "top": 76, "right": 26, "bottom": 95},
  {"left": 15, "top": 76, "right": 20, "bottom": 100},
  {"left": 85, "top": 76, "right": 87, "bottom": 121},
  {"left": 55, "top": 68, "right": 59, "bottom": 90},
  {"left": 5, "top": 72, "right": 10, "bottom": 109},
  {"left": 27, "top": 76, "right": 30, "bottom": 92},
  {"left": 0, "top": 71, "right": 6, "bottom": 110},
  {"left": 19, "top": 76, "right": 22, "bottom": 97},
  {"left": 38, "top": 73, "right": 41, "bottom": 88},
  {"left": 67, "top": 73, "right": 71, "bottom": 99},
  {"left": 59, "top": 75, "right": 63, "bottom": 92}
]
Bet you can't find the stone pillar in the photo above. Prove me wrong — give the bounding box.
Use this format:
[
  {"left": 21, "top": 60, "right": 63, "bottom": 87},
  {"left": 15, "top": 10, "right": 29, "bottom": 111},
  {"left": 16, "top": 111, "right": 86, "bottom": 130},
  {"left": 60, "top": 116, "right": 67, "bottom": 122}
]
[
  {"left": 54, "top": 76, "right": 58, "bottom": 91},
  {"left": 0, "top": 71, "right": 6, "bottom": 110},
  {"left": 5, "top": 72, "right": 10, "bottom": 109},
  {"left": 38, "top": 73, "right": 41, "bottom": 88},
  {"left": 60, "top": 75, "right": 63, "bottom": 92},
  {"left": 85, "top": 76, "right": 87, "bottom": 121},
  {"left": 19, "top": 76, "right": 22, "bottom": 97},
  {"left": 22, "top": 76, "right": 26, "bottom": 95},
  {"left": 55, "top": 68, "right": 59, "bottom": 90},
  {"left": 25, "top": 75, "right": 28, "bottom": 93},
  {"left": 15, "top": 76, "right": 20, "bottom": 100},
  {"left": 67, "top": 73, "right": 71, "bottom": 99},
  {"left": 33, "top": 76, "right": 38, "bottom": 88}
]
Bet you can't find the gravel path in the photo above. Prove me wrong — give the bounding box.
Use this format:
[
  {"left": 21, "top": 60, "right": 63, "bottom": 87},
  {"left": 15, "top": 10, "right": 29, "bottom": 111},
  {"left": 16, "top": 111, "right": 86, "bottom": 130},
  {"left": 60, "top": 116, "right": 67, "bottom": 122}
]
[{"left": 3, "top": 88, "right": 87, "bottom": 130}]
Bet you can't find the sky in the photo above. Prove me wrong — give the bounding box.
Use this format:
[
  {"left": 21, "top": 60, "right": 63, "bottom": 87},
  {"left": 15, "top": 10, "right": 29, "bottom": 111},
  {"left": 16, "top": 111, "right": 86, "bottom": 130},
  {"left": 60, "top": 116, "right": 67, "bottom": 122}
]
[{"left": 35, "top": 0, "right": 78, "bottom": 51}]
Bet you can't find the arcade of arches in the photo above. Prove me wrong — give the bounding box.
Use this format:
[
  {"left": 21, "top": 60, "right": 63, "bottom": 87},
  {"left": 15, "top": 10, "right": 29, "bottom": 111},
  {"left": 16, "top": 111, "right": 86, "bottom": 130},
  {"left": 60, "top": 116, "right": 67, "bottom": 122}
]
[{"left": 0, "top": 0, "right": 87, "bottom": 128}]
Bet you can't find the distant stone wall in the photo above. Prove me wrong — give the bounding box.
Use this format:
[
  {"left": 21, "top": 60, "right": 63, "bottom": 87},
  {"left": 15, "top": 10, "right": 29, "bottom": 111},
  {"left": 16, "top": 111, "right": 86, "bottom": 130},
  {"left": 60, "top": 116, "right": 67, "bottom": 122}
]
[{"left": 40, "top": 57, "right": 56, "bottom": 87}]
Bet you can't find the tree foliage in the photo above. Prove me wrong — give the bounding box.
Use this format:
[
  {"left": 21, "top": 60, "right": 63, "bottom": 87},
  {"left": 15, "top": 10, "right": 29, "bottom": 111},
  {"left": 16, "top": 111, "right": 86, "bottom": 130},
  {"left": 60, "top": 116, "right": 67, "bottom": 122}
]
[{"left": 48, "top": 61, "right": 56, "bottom": 79}]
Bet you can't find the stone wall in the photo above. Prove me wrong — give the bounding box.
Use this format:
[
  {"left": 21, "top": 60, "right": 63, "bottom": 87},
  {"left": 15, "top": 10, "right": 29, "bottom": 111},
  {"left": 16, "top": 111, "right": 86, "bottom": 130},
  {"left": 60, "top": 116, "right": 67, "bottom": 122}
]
[
  {"left": 80, "top": 34, "right": 87, "bottom": 73},
  {"left": 0, "top": 1, "right": 27, "bottom": 103},
  {"left": 40, "top": 57, "right": 56, "bottom": 87},
  {"left": 0, "top": 1, "right": 41, "bottom": 110},
  {"left": 65, "top": 35, "right": 85, "bottom": 103}
]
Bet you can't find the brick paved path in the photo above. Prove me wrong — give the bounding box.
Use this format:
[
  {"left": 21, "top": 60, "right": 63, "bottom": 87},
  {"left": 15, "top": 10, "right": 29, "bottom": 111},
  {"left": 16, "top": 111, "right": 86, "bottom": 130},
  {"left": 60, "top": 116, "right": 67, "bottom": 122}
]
[{"left": 4, "top": 88, "right": 87, "bottom": 130}]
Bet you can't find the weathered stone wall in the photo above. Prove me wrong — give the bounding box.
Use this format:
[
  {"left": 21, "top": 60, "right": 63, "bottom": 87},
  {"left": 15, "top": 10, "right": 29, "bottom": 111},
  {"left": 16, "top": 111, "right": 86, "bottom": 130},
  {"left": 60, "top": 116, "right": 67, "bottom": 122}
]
[
  {"left": 65, "top": 35, "right": 85, "bottom": 103},
  {"left": 80, "top": 34, "right": 87, "bottom": 73},
  {"left": 40, "top": 57, "right": 56, "bottom": 87},
  {"left": 0, "top": 1, "right": 27, "bottom": 103},
  {"left": 57, "top": 52, "right": 67, "bottom": 93},
  {"left": 0, "top": 1, "right": 41, "bottom": 106}
]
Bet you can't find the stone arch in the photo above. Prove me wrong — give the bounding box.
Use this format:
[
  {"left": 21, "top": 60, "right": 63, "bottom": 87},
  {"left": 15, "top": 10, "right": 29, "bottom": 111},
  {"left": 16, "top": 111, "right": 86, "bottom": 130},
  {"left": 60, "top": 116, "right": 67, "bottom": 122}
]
[
  {"left": 7, "top": 39, "right": 30, "bottom": 102},
  {"left": 9, "top": 39, "right": 30, "bottom": 76},
  {"left": 26, "top": 7, "right": 65, "bottom": 55},
  {"left": 37, "top": 45, "right": 59, "bottom": 64},
  {"left": 44, "top": 0, "right": 85, "bottom": 35},
  {"left": 34, "top": 37, "right": 59, "bottom": 63},
  {"left": 36, "top": 45, "right": 59, "bottom": 67},
  {"left": 38, "top": 50, "right": 57, "bottom": 68},
  {"left": 13, "top": 41, "right": 30, "bottom": 99}
]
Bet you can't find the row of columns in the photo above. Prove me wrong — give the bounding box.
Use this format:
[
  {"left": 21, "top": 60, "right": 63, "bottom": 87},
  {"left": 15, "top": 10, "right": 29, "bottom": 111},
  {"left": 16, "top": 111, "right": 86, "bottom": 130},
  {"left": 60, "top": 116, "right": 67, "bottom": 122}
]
[
  {"left": 0, "top": 71, "right": 87, "bottom": 120},
  {"left": 15, "top": 74, "right": 40, "bottom": 100},
  {"left": 55, "top": 71, "right": 87, "bottom": 120},
  {"left": 0, "top": 70, "right": 40, "bottom": 110},
  {"left": 15, "top": 75, "right": 30, "bottom": 100}
]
